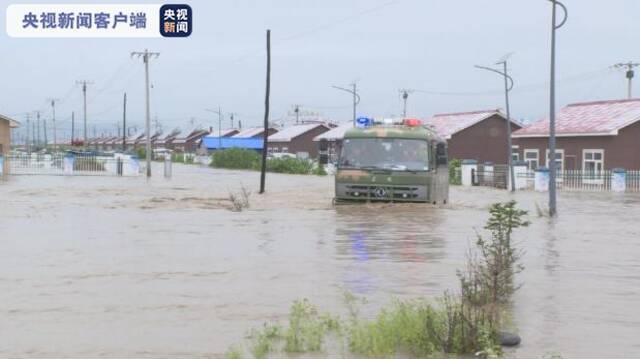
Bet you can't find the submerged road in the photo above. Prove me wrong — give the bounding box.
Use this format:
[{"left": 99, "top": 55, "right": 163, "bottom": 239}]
[{"left": 1, "top": 163, "right": 639, "bottom": 358}]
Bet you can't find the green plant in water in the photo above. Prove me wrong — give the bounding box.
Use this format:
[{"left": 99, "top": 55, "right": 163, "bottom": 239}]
[
  {"left": 284, "top": 298, "right": 339, "bottom": 353},
  {"left": 224, "top": 345, "right": 243, "bottom": 359},
  {"left": 249, "top": 323, "right": 281, "bottom": 359},
  {"left": 459, "top": 200, "right": 529, "bottom": 325}
]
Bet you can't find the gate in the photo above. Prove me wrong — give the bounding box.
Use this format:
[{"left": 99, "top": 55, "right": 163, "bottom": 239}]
[
  {"left": 472, "top": 164, "right": 508, "bottom": 189},
  {"left": 7, "top": 153, "right": 140, "bottom": 177}
]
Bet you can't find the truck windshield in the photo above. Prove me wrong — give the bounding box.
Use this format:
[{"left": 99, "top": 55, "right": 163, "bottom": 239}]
[{"left": 339, "top": 138, "right": 429, "bottom": 171}]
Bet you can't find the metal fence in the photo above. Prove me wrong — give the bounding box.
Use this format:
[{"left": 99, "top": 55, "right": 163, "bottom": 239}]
[
  {"left": 518, "top": 170, "right": 640, "bottom": 192},
  {"left": 7, "top": 153, "right": 140, "bottom": 177}
]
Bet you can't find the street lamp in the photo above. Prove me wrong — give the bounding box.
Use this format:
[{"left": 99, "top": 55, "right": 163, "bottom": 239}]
[
  {"left": 548, "top": 0, "right": 568, "bottom": 217},
  {"left": 331, "top": 84, "right": 360, "bottom": 126},
  {"left": 475, "top": 57, "right": 516, "bottom": 192},
  {"left": 205, "top": 107, "right": 224, "bottom": 150}
]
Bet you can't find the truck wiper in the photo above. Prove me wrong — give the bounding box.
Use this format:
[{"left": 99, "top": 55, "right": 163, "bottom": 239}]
[{"left": 359, "top": 165, "right": 386, "bottom": 171}]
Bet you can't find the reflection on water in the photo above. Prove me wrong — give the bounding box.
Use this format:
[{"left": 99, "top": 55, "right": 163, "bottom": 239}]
[{"left": 1, "top": 163, "right": 640, "bottom": 358}]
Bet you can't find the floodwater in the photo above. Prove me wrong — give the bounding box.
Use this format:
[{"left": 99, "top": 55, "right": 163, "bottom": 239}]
[{"left": 1, "top": 163, "right": 639, "bottom": 358}]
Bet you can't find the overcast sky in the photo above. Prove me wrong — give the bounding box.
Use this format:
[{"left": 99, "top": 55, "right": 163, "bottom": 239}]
[{"left": 2, "top": 0, "right": 640, "bottom": 138}]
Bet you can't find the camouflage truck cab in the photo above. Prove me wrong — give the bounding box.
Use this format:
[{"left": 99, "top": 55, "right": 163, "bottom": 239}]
[{"left": 335, "top": 119, "right": 449, "bottom": 204}]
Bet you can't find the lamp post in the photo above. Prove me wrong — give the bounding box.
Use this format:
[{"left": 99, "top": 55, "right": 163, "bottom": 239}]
[
  {"left": 548, "top": 0, "right": 568, "bottom": 217},
  {"left": 205, "top": 107, "right": 224, "bottom": 150},
  {"left": 331, "top": 83, "right": 360, "bottom": 126},
  {"left": 475, "top": 59, "right": 516, "bottom": 192}
]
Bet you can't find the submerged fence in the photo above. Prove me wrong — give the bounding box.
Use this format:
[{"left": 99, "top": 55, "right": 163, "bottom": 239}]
[
  {"left": 7, "top": 153, "right": 140, "bottom": 176},
  {"left": 518, "top": 169, "right": 640, "bottom": 192}
]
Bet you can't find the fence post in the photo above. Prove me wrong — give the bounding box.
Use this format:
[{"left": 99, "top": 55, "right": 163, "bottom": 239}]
[
  {"left": 612, "top": 168, "right": 626, "bottom": 192},
  {"left": 43, "top": 154, "right": 52, "bottom": 169},
  {"left": 461, "top": 159, "right": 477, "bottom": 186},
  {"left": 535, "top": 167, "right": 550, "bottom": 192},
  {"left": 117, "top": 157, "right": 123, "bottom": 176},
  {"left": 164, "top": 156, "right": 172, "bottom": 179},
  {"left": 510, "top": 160, "right": 528, "bottom": 190},
  {"left": 63, "top": 154, "right": 75, "bottom": 175}
]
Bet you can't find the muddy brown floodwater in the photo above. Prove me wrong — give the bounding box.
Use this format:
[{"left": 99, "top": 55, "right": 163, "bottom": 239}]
[{"left": 1, "top": 163, "right": 640, "bottom": 358}]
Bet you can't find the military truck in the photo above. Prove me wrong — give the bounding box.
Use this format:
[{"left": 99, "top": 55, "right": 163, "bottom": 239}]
[{"left": 334, "top": 118, "right": 449, "bottom": 204}]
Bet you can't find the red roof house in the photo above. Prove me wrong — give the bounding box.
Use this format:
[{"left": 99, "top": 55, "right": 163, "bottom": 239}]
[
  {"left": 423, "top": 109, "right": 522, "bottom": 164},
  {"left": 513, "top": 99, "right": 640, "bottom": 171}
]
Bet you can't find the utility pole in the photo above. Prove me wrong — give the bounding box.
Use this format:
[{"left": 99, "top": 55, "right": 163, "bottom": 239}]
[
  {"left": 122, "top": 92, "right": 127, "bottom": 152},
  {"left": 218, "top": 107, "right": 222, "bottom": 148},
  {"left": 48, "top": 98, "right": 59, "bottom": 150},
  {"left": 43, "top": 118, "right": 48, "bottom": 151},
  {"left": 32, "top": 120, "right": 35, "bottom": 149},
  {"left": 36, "top": 111, "right": 41, "bottom": 151},
  {"left": 613, "top": 62, "right": 640, "bottom": 99},
  {"left": 76, "top": 80, "right": 93, "bottom": 148},
  {"left": 294, "top": 105, "right": 300, "bottom": 124},
  {"left": 331, "top": 83, "right": 360, "bottom": 126},
  {"left": 131, "top": 49, "right": 160, "bottom": 178},
  {"left": 399, "top": 89, "right": 414, "bottom": 117},
  {"left": 25, "top": 114, "right": 31, "bottom": 153},
  {"left": 548, "top": 0, "right": 568, "bottom": 217},
  {"left": 475, "top": 54, "right": 516, "bottom": 192},
  {"left": 205, "top": 107, "right": 224, "bottom": 149},
  {"left": 260, "top": 29, "right": 271, "bottom": 194},
  {"left": 229, "top": 113, "right": 235, "bottom": 128},
  {"left": 71, "top": 111, "right": 75, "bottom": 146}
]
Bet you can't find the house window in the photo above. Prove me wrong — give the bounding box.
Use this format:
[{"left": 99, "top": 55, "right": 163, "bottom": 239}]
[
  {"left": 511, "top": 145, "right": 520, "bottom": 162},
  {"left": 583, "top": 149, "right": 604, "bottom": 174},
  {"left": 545, "top": 149, "right": 564, "bottom": 172},
  {"left": 282, "top": 147, "right": 289, "bottom": 153},
  {"left": 524, "top": 149, "right": 539, "bottom": 170}
]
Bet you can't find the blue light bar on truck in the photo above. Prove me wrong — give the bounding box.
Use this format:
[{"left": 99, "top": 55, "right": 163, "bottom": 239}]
[{"left": 356, "top": 117, "right": 373, "bottom": 128}]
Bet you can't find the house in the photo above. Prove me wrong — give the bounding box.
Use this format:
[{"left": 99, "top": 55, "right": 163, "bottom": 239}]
[
  {"left": 423, "top": 109, "right": 522, "bottom": 164},
  {"left": 313, "top": 122, "right": 353, "bottom": 163},
  {"left": 267, "top": 123, "right": 331, "bottom": 158},
  {"left": 512, "top": 98, "right": 640, "bottom": 171},
  {"left": 125, "top": 130, "right": 145, "bottom": 151},
  {"left": 172, "top": 127, "right": 210, "bottom": 153},
  {"left": 232, "top": 127, "right": 278, "bottom": 139},
  {"left": 201, "top": 136, "right": 264, "bottom": 153},
  {"left": 155, "top": 127, "right": 182, "bottom": 150},
  {"left": 0, "top": 114, "right": 19, "bottom": 174}
]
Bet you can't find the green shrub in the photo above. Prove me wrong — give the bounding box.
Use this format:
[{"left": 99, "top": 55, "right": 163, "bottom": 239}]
[
  {"left": 171, "top": 153, "right": 184, "bottom": 163},
  {"left": 211, "top": 148, "right": 261, "bottom": 170},
  {"left": 449, "top": 158, "right": 462, "bottom": 185},
  {"left": 136, "top": 147, "right": 146, "bottom": 159},
  {"left": 265, "top": 157, "right": 314, "bottom": 174},
  {"left": 210, "top": 149, "right": 326, "bottom": 175}
]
